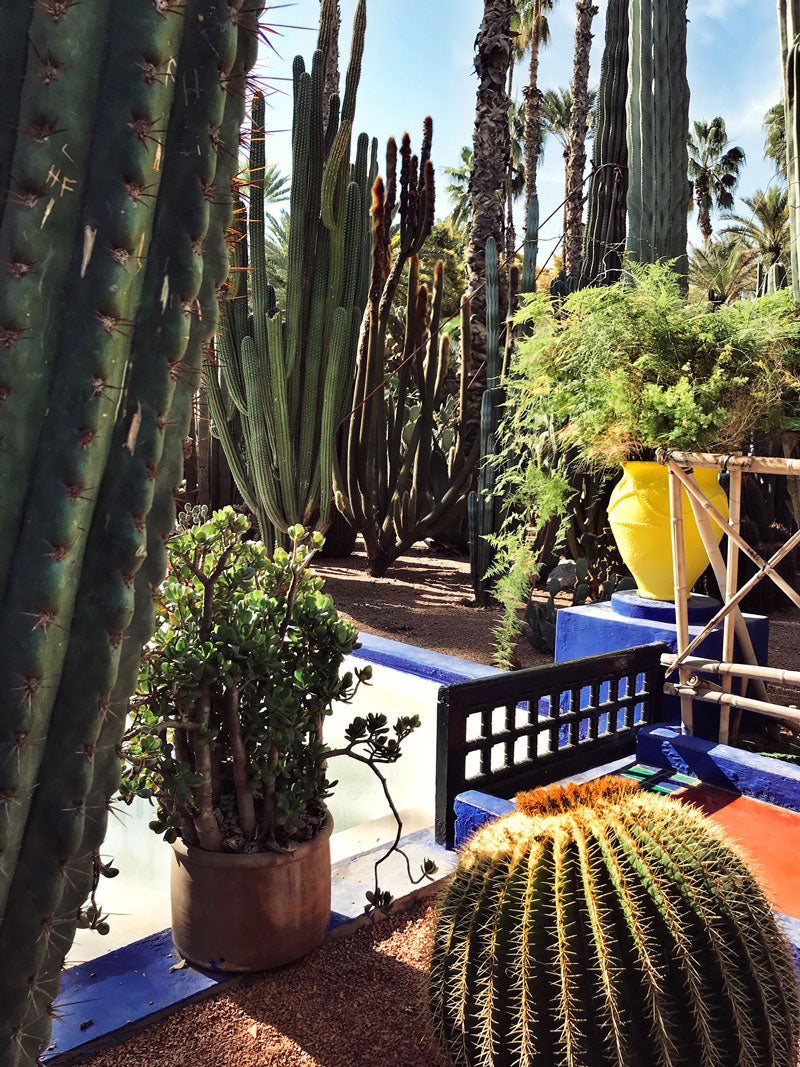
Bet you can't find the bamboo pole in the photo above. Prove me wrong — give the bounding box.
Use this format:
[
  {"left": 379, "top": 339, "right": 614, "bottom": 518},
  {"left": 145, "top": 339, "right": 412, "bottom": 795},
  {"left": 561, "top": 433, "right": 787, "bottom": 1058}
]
[
  {"left": 664, "top": 682, "right": 800, "bottom": 726},
  {"left": 666, "top": 527, "right": 800, "bottom": 675},
  {"left": 668, "top": 465, "right": 694, "bottom": 734},
  {"left": 665, "top": 451, "right": 800, "bottom": 476},
  {"left": 670, "top": 461, "right": 800, "bottom": 613},
  {"left": 663, "top": 460, "right": 774, "bottom": 702},
  {"left": 721, "top": 466, "right": 741, "bottom": 745},
  {"left": 660, "top": 655, "right": 800, "bottom": 687}
]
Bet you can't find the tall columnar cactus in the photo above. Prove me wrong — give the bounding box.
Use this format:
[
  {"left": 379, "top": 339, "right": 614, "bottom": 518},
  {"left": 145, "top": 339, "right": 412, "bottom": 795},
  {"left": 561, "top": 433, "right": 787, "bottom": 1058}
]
[
  {"left": 469, "top": 237, "right": 503, "bottom": 604},
  {"left": 333, "top": 126, "right": 480, "bottom": 577},
  {"left": 207, "top": 0, "right": 372, "bottom": 546},
  {"left": 626, "top": 0, "right": 690, "bottom": 279},
  {"left": 430, "top": 778, "right": 800, "bottom": 1067},
  {"left": 780, "top": 0, "right": 800, "bottom": 305},
  {"left": 0, "top": 3, "right": 260, "bottom": 1063},
  {"left": 582, "top": 0, "right": 629, "bottom": 285}
]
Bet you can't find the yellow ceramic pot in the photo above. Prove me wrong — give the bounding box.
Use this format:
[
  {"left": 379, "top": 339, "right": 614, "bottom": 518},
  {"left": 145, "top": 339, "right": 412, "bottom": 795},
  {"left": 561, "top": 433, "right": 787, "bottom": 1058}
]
[{"left": 607, "top": 461, "right": 729, "bottom": 601}]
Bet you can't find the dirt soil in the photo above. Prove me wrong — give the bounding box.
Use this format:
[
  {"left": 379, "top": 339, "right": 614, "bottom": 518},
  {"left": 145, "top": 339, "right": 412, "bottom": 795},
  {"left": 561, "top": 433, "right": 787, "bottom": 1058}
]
[
  {"left": 315, "top": 540, "right": 800, "bottom": 681},
  {"left": 83, "top": 900, "right": 446, "bottom": 1067},
  {"left": 315, "top": 540, "right": 553, "bottom": 670}
]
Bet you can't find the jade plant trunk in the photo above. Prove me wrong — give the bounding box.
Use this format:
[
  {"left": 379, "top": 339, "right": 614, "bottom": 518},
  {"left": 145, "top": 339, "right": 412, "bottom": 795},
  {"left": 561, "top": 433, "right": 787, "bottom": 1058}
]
[{"left": 0, "top": 2, "right": 261, "bottom": 1062}]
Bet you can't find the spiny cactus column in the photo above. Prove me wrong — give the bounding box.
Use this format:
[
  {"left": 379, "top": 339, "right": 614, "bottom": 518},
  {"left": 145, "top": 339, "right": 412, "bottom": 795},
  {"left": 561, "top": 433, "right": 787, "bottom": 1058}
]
[
  {"left": 626, "top": 0, "right": 690, "bottom": 279},
  {"left": 0, "top": 3, "right": 261, "bottom": 1063},
  {"left": 334, "top": 126, "right": 480, "bottom": 577},
  {"left": 208, "top": 0, "right": 372, "bottom": 544},
  {"left": 430, "top": 778, "right": 800, "bottom": 1067},
  {"left": 469, "top": 237, "right": 503, "bottom": 604},
  {"left": 582, "top": 0, "right": 629, "bottom": 285},
  {"left": 779, "top": 0, "right": 800, "bottom": 305}
]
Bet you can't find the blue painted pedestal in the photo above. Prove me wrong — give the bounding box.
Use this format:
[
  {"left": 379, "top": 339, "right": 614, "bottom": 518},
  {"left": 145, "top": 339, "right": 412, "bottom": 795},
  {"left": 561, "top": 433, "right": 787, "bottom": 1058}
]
[{"left": 555, "top": 591, "right": 769, "bottom": 739}]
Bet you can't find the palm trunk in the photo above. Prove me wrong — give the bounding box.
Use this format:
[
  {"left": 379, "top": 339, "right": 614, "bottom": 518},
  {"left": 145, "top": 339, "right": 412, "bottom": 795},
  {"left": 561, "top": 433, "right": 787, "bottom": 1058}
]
[
  {"left": 506, "top": 63, "right": 516, "bottom": 273},
  {"left": 563, "top": 2, "right": 601, "bottom": 275},
  {"left": 464, "top": 0, "right": 514, "bottom": 453},
  {"left": 523, "top": 1, "right": 544, "bottom": 227},
  {"left": 564, "top": 0, "right": 599, "bottom": 277}
]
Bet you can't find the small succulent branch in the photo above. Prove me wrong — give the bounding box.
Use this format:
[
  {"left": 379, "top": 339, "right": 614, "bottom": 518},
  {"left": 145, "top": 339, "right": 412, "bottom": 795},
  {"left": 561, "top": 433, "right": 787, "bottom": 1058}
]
[{"left": 327, "top": 713, "right": 438, "bottom": 915}]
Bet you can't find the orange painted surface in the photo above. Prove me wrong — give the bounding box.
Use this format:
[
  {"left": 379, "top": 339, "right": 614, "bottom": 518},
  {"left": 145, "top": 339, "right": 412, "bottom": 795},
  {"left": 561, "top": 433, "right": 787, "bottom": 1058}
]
[{"left": 674, "top": 783, "right": 800, "bottom": 921}]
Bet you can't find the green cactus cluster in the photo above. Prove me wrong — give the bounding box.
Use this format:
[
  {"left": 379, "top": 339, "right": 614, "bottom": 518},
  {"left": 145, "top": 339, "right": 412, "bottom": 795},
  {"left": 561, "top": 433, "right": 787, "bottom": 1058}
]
[
  {"left": 430, "top": 777, "right": 800, "bottom": 1067},
  {"left": 207, "top": 0, "right": 372, "bottom": 547},
  {"left": 0, "top": 2, "right": 260, "bottom": 1062},
  {"left": 469, "top": 236, "right": 503, "bottom": 603},
  {"left": 334, "top": 123, "right": 480, "bottom": 577},
  {"left": 582, "top": 0, "right": 629, "bottom": 286},
  {"left": 626, "top": 0, "right": 690, "bottom": 278}
]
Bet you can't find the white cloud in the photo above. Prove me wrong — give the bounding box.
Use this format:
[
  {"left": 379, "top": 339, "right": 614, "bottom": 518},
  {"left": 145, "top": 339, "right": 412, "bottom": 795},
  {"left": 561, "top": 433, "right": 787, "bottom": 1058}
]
[{"left": 693, "top": 0, "right": 750, "bottom": 19}]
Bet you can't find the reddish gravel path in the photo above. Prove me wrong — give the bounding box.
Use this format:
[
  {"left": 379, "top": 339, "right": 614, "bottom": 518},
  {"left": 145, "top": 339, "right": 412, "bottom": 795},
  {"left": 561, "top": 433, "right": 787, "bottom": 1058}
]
[{"left": 84, "top": 901, "right": 449, "bottom": 1067}]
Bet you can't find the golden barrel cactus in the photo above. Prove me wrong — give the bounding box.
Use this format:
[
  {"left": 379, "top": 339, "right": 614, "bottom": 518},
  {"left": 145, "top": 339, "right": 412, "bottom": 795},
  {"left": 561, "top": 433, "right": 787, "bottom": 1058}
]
[{"left": 429, "top": 779, "right": 800, "bottom": 1067}]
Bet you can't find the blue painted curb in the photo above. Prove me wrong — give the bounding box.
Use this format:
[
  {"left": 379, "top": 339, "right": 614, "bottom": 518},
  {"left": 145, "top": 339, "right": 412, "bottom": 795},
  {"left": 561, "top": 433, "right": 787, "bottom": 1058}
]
[
  {"left": 44, "top": 828, "right": 456, "bottom": 1064},
  {"left": 637, "top": 725, "right": 800, "bottom": 812},
  {"left": 352, "top": 631, "right": 502, "bottom": 686}
]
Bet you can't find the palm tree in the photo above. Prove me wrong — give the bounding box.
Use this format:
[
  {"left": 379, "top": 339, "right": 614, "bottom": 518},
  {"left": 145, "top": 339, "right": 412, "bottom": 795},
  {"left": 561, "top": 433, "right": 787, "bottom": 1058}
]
[
  {"left": 541, "top": 85, "right": 597, "bottom": 245},
  {"left": 464, "top": 0, "right": 515, "bottom": 449},
  {"left": 562, "top": 0, "right": 598, "bottom": 277},
  {"left": 446, "top": 103, "right": 530, "bottom": 231},
  {"left": 764, "top": 102, "right": 787, "bottom": 180},
  {"left": 721, "top": 186, "right": 790, "bottom": 272},
  {"left": 687, "top": 117, "right": 746, "bottom": 241},
  {"left": 688, "top": 236, "right": 757, "bottom": 304},
  {"left": 515, "top": 0, "right": 558, "bottom": 259},
  {"left": 444, "top": 146, "right": 474, "bottom": 229}
]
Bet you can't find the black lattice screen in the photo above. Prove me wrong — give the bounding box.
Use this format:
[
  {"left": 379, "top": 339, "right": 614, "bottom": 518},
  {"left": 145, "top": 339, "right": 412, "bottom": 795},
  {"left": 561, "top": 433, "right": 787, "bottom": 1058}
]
[{"left": 435, "top": 643, "right": 667, "bottom": 847}]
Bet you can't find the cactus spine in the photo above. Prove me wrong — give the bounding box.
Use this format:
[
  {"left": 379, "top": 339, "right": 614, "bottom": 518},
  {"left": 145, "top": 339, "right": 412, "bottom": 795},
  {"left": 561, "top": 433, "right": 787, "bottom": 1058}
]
[
  {"left": 779, "top": 0, "right": 800, "bottom": 304},
  {"left": 430, "top": 778, "right": 800, "bottom": 1067},
  {"left": 334, "top": 126, "right": 480, "bottom": 577},
  {"left": 582, "top": 0, "right": 629, "bottom": 285},
  {"left": 208, "top": 0, "right": 372, "bottom": 544},
  {"left": 626, "top": 0, "right": 690, "bottom": 278},
  {"left": 0, "top": 3, "right": 260, "bottom": 1062},
  {"left": 469, "top": 237, "right": 503, "bottom": 604}
]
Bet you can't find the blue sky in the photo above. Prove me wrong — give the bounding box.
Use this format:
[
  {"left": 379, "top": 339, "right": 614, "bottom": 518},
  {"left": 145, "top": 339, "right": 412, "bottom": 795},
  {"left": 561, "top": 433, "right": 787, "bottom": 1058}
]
[{"left": 257, "top": 0, "right": 783, "bottom": 261}]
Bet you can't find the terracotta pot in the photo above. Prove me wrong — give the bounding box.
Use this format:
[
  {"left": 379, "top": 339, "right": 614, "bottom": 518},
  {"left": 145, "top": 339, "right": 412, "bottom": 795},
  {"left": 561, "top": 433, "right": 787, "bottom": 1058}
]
[
  {"left": 170, "top": 808, "right": 333, "bottom": 972},
  {"left": 607, "top": 461, "right": 729, "bottom": 601}
]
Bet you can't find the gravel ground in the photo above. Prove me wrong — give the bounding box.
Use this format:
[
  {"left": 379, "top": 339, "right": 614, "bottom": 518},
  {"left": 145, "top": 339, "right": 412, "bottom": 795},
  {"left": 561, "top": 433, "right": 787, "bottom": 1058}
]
[{"left": 83, "top": 901, "right": 449, "bottom": 1067}]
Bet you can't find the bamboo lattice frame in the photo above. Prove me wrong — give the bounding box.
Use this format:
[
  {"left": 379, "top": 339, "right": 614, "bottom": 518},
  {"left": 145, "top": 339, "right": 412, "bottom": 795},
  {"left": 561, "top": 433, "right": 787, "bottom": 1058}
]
[{"left": 659, "top": 450, "right": 800, "bottom": 743}]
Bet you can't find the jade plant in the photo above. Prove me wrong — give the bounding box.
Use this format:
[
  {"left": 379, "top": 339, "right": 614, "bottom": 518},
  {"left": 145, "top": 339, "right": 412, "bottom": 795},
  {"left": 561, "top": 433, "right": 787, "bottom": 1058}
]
[
  {"left": 429, "top": 778, "right": 800, "bottom": 1067},
  {"left": 120, "top": 507, "right": 435, "bottom": 908}
]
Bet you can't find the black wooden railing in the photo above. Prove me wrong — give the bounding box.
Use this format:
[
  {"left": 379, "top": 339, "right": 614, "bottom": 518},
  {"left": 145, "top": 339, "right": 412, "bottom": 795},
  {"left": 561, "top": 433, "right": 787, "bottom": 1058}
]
[{"left": 434, "top": 643, "right": 667, "bottom": 847}]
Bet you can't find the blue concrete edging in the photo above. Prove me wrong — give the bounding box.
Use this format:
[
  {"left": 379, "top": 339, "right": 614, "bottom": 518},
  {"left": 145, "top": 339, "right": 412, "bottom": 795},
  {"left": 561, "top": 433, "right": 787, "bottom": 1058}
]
[
  {"left": 352, "top": 631, "right": 502, "bottom": 686},
  {"left": 637, "top": 725, "right": 800, "bottom": 812},
  {"left": 44, "top": 829, "right": 456, "bottom": 1064}
]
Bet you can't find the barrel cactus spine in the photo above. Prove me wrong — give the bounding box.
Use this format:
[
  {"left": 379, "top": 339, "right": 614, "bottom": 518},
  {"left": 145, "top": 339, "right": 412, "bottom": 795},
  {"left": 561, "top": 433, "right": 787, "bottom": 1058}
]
[
  {"left": 430, "top": 778, "right": 800, "bottom": 1067},
  {"left": 207, "top": 0, "right": 371, "bottom": 546},
  {"left": 0, "top": 3, "right": 262, "bottom": 1062}
]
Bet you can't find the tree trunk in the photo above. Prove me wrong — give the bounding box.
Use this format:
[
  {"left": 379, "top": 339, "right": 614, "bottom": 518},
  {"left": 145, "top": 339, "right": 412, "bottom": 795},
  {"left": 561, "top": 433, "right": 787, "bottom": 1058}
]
[
  {"left": 563, "top": 0, "right": 599, "bottom": 277},
  {"left": 523, "top": 1, "right": 544, "bottom": 233},
  {"left": 464, "top": 0, "right": 514, "bottom": 453},
  {"left": 506, "top": 63, "right": 516, "bottom": 275},
  {"left": 321, "top": 0, "right": 340, "bottom": 122}
]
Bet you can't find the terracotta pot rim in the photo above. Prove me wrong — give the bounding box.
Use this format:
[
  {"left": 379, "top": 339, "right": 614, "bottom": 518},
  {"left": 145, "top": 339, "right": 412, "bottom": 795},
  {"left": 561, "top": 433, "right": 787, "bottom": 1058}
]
[{"left": 171, "top": 806, "right": 333, "bottom": 870}]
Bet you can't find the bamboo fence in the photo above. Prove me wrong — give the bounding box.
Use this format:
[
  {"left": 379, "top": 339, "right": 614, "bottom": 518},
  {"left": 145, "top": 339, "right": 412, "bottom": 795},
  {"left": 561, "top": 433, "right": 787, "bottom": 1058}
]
[{"left": 659, "top": 450, "right": 800, "bottom": 743}]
